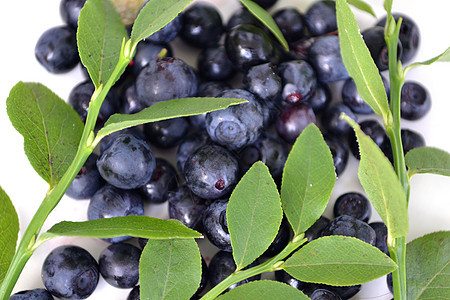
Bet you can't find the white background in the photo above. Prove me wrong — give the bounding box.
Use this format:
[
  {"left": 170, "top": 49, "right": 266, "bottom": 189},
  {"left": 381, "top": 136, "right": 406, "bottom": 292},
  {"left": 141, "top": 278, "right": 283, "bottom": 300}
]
[{"left": 0, "top": 0, "right": 449, "bottom": 299}]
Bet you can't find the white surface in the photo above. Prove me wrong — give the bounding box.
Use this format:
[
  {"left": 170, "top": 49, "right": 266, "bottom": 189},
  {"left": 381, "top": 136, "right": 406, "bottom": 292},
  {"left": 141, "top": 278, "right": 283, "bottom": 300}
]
[{"left": 0, "top": 0, "right": 449, "bottom": 299}]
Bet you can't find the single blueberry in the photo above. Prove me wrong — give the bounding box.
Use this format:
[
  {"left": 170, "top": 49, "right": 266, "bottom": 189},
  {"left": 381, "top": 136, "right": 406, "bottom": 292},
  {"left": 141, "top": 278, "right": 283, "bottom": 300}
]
[
  {"left": 272, "top": 7, "right": 305, "bottom": 43},
  {"left": 324, "top": 135, "right": 349, "bottom": 177},
  {"left": 9, "top": 288, "right": 54, "bottom": 300},
  {"left": 127, "top": 285, "right": 140, "bottom": 300},
  {"left": 143, "top": 117, "right": 190, "bottom": 149},
  {"left": 243, "top": 62, "right": 282, "bottom": 102},
  {"left": 304, "top": 216, "right": 330, "bottom": 242},
  {"left": 347, "top": 119, "right": 390, "bottom": 160},
  {"left": 60, "top": 0, "right": 86, "bottom": 29},
  {"left": 304, "top": 1, "right": 337, "bottom": 36},
  {"left": 400, "top": 81, "right": 431, "bottom": 120},
  {"left": 66, "top": 153, "right": 104, "bottom": 200},
  {"left": 130, "top": 41, "right": 173, "bottom": 76},
  {"left": 321, "top": 103, "right": 357, "bottom": 137},
  {"left": 275, "top": 102, "right": 316, "bottom": 144},
  {"left": 202, "top": 199, "right": 232, "bottom": 251},
  {"left": 334, "top": 192, "right": 372, "bottom": 222},
  {"left": 279, "top": 60, "right": 317, "bottom": 103},
  {"left": 369, "top": 222, "right": 389, "bottom": 255},
  {"left": 304, "top": 82, "right": 332, "bottom": 114},
  {"left": 145, "top": 15, "right": 181, "bottom": 44},
  {"left": 139, "top": 158, "right": 178, "bottom": 204},
  {"left": 197, "top": 45, "right": 235, "bottom": 81},
  {"left": 322, "top": 215, "right": 377, "bottom": 246}
]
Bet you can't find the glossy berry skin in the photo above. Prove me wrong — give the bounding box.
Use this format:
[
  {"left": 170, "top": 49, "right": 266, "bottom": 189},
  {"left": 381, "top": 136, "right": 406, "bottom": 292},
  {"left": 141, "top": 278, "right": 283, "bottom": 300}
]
[
  {"left": 143, "top": 117, "right": 190, "bottom": 149},
  {"left": 275, "top": 270, "right": 311, "bottom": 291},
  {"left": 88, "top": 185, "right": 144, "bottom": 243},
  {"left": 363, "top": 26, "right": 402, "bottom": 71},
  {"left": 206, "top": 89, "right": 264, "bottom": 150},
  {"left": 41, "top": 245, "right": 99, "bottom": 299},
  {"left": 276, "top": 103, "right": 316, "bottom": 144},
  {"left": 322, "top": 215, "right": 377, "bottom": 246},
  {"left": 324, "top": 135, "right": 349, "bottom": 177},
  {"left": 121, "top": 82, "right": 145, "bottom": 115},
  {"left": 60, "top": 0, "right": 86, "bottom": 28},
  {"left": 184, "top": 145, "right": 238, "bottom": 200},
  {"left": 136, "top": 57, "right": 198, "bottom": 107},
  {"left": 146, "top": 15, "right": 181, "bottom": 44},
  {"left": 197, "top": 45, "right": 235, "bottom": 81},
  {"left": 348, "top": 119, "right": 389, "bottom": 160},
  {"left": 66, "top": 153, "right": 104, "bottom": 200},
  {"left": 130, "top": 41, "right": 173, "bottom": 76},
  {"left": 98, "top": 243, "right": 141, "bottom": 288},
  {"left": 180, "top": 2, "right": 223, "bottom": 48},
  {"left": 279, "top": 60, "right": 317, "bottom": 103},
  {"left": 202, "top": 199, "right": 232, "bottom": 251},
  {"left": 168, "top": 185, "right": 208, "bottom": 231},
  {"left": 97, "top": 134, "right": 156, "bottom": 190},
  {"left": 305, "top": 216, "right": 330, "bottom": 242},
  {"left": 176, "top": 130, "right": 212, "bottom": 174},
  {"left": 272, "top": 7, "right": 305, "bottom": 43},
  {"left": 377, "top": 13, "right": 420, "bottom": 63},
  {"left": 304, "top": 83, "right": 332, "bottom": 114},
  {"left": 401, "top": 128, "right": 425, "bottom": 155},
  {"left": 303, "top": 1, "right": 337, "bottom": 36},
  {"left": 208, "top": 251, "right": 260, "bottom": 290},
  {"left": 308, "top": 35, "right": 349, "bottom": 83},
  {"left": 369, "top": 222, "right": 389, "bottom": 255},
  {"left": 334, "top": 192, "right": 372, "bottom": 222},
  {"left": 321, "top": 103, "right": 357, "bottom": 137},
  {"left": 35, "top": 26, "right": 79, "bottom": 74},
  {"left": 9, "top": 289, "right": 54, "bottom": 300},
  {"left": 139, "top": 158, "right": 178, "bottom": 204},
  {"left": 400, "top": 81, "right": 431, "bottom": 120},
  {"left": 127, "top": 285, "right": 140, "bottom": 300},
  {"left": 243, "top": 62, "right": 282, "bottom": 102},
  {"left": 225, "top": 24, "right": 275, "bottom": 72}
]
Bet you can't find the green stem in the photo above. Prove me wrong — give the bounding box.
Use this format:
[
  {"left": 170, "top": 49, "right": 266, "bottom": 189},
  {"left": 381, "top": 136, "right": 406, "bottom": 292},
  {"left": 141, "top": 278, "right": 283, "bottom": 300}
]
[{"left": 201, "top": 236, "right": 307, "bottom": 300}]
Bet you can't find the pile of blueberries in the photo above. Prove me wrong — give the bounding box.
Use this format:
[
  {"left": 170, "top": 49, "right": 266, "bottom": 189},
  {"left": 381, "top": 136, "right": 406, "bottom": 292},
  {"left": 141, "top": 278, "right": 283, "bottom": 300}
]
[{"left": 14, "top": 0, "right": 431, "bottom": 299}]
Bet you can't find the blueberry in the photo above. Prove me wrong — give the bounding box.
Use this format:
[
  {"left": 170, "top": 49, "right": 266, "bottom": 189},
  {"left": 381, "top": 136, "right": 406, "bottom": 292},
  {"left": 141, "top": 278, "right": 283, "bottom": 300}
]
[
  {"left": 9, "top": 288, "right": 54, "bottom": 300},
  {"left": 326, "top": 285, "right": 361, "bottom": 299},
  {"left": 369, "top": 222, "right": 389, "bottom": 255},
  {"left": 35, "top": 26, "right": 79, "bottom": 74},
  {"left": 88, "top": 185, "right": 144, "bottom": 243},
  {"left": 243, "top": 62, "right": 282, "bottom": 102},
  {"left": 226, "top": 8, "right": 263, "bottom": 32},
  {"left": 304, "top": 1, "right": 337, "bottom": 36},
  {"left": 60, "top": 0, "right": 86, "bottom": 29},
  {"left": 309, "top": 288, "right": 342, "bottom": 300},
  {"left": 184, "top": 144, "right": 238, "bottom": 200},
  {"left": 322, "top": 215, "right": 377, "bottom": 246},
  {"left": 139, "top": 158, "right": 178, "bottom": 204},
  {"left": 362, "top": 26, "right": 403, "bottom": 71},
  {"left": 279, "top": 60, "right": 317, "bottom": 103},
  {"left": 208, "top": 251, "right": 260, "bottom": 291},
  {"left": 66, "top": 153, "right": 104, "bottom": 200},
  {"left": 180, "top": 2, "right": 224, "bottom": 48},
  {"left": 275, "top": 269, "right": 311, "bottom": 291},
  {"left": 168, "top": 185, "right": 208, "bottom": 232},
  {"left": 304, "top": 216, "right": 330, "bottom": 242},
  {"left": 225, "top": 24, "right": 275, "bottom": 72},
  {"left": 99, "top": 126, "right": 146, "bottom": 153},
  {"left": 253, "top": 0, "right": 278, "bottom": 9},
  {"left": 145, "top": 15, "right": 181, "bottom": 44},
  {"left": 98, "top": 243, "right": 141, "bottom": 288},
  {"left": 197, "top": 45, "right": 235, "bottom": 81},
  {"left": 272, "top": 7, "right": 305, "bottom": 43},
  {"left": 41, "top": 245, "right": 99, "bottom": 299},
  {"left": 324, "top": 135, "right": 349, "bottom": 177},
  {"left": 176, "top": 130, "right": 212, "bottom": 174},
  {"left": 136, "top": 57, "right": 198, "bottom": 107},
  {"left": 387, "top": 272, "right": 393, "bottom": 294},
  {"left": 121, "top": 82, "right": 145, "bottom": 114},
  {"left": 334, "top": 192, "right": 372, "bottom": 222},
  {"left": 401, "top": 128, "right": 425, "bottom": 155},
  {"left": 261, "top": 217, "right": 291, "bottom": 258},
  {"left": 205, "top": 89, "right": 264, "bottom": 150},
  {"left": 321, "top": 103, "right": 357, "bottom": 137},
  {"left": 304, "top": 82, "right": 332, "bottom": 114},
  {"left": 275, "top": 102, "right": 316, "bottom": 144},
  {"left": 97, "top": 133, "right": 156, "bottom": 190},
  {"left": 143, "top": 117, "right": 190, "bottom": 149},
  {"left": 202, "top": 199, "right": 232, "bottom": 251},
  {"left": 400, "top": 81, "right": 431, "bottom": 120},
  {"left": 130, "top": 41, "right": 173, "bottom": 76},
  {"left": 347, "top": 119, "right": 390, "bottom": 160},
  {"left": 127, "top": 285, "right": 140, "bottom": 300}
]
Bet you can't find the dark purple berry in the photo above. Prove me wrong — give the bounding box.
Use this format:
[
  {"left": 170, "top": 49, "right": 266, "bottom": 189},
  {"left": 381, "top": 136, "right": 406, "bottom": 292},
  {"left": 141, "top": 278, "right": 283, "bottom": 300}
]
[
  {"left": 9, "top": 289, "right": 54, "bottom": 300},
  {"left": 305, "top": 216, "right": 330, "bottom": 242},
  {"left": 369, "top": 222, "right": 389, "bottom": 255},
  {"left": 362, "top": 26, "right": 402, "bottom": 71},
  {"left": 276, "top": 103, "right": 316, "bottom": 144},
  {"left": 168, "top": 185, "right": 208, "bottom": 231},
  {"left": 130, "top": 41, "right": 172, "bottom": 76},
  {"left": 60, "top": 0, "right": 86, "bottom": 29},
  {"left": 279, "top": 60, "right": 317, "bottom": 103},
  {"left": 334, "top": 192, "right": 372, "bottom": 222},
  {"left": 66, "top": 153, "right": 104, "bottom": 200},
  {"left": 322, "top": 215, "right": 377, "bottom": 246},
  {"left": 146, "top": 15, "right": 181, "bottom": 44},
  {"left": 324, "top": 135, "right": 349, "bottom": 177},
  {"left": 401, "top": 81, "right": 431, "bottom": 120},
  {"left": 143, "top": 117, "right": 190, "bottom": 149},
  {"left": 304, "top": 83, "right": 332, "bottom": 114},
  {"left": 243, "top": 62, "right": 282, "bottom": 102},
  {"left": 347, "top": 119, "right": 389, "bottom": 160},
  {"left": 401, "top": 128, "right": 425, "bottom": 155},
  {"left": 202, "top": 199, "right": 232, "bottom": 251},
  {"left": 176, "top": 130, "right": 212, "bottom": 174},
  {"left": 197, "top": 45, "right": 235, "bottom": 81},
  {"left": 321, "top": 103, "right": 357, "bottom": 137},
  {"left": 272, "top": 7, "right": 305, "bottom": 43},
  {"left": 139, "top": 158, "right": 178, "bottom": 204},
  {"left": 127, "top": 285, "right": 140, "bottom": 300},
  {"left": 304, "top": 1, "right": 337, "bottom": 36}
]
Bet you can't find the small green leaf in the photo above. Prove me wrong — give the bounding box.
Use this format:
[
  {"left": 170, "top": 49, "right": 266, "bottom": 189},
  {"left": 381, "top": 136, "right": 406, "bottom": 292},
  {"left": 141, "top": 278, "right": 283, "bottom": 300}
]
[
  {"left": 405, "top": 47, "right": 450, "bottom": 74},
  {"left": 78, "top": 0, "right": 128, "bottom": 88},
  {"left": 96, "top": 97, "right": 246, "bottom": 142},
  {"left": 406, "top": 231, "right": 450, "bottom": 300},
  {"left": 0, "top": 187, "right": 19, "bottom": 285},
  {"left": 140, "top": 238, "right": 201, "bottom": 300},
  {"left": 217, "top": 280, "right": 310, "bottom": 300},
  {"left": 384, "top": 0, "right": 393, "bottom": 15},
  {"left": 343, "top": 115, "right": 408, "bottom": 239},
  {"left": 282, "top": 236, "right": 397, "bottom": 286},
  {"left": 38, "top": 216, "right": 201, "bottom": 244},
  {"left": 131, "top": 0, "right": 193, "bottom": 46},
  {"left": 239, "top": 0, "right": 289, "bottom": 51},
  {"left": 228, "top": 162, "right": 283, "bottom": 270},
  {"left": 336, "top": 0, "right": 390, "bottom": 119},
  {"left": 406, "top": 147, "right": 450, "bottom": 177},
  {"left": 347, "top": 0, "right": 376, "bottom": 17},
  {"left": 6, "top": 82, "right": 84, "bottom": 188},
  {"left": 281, "top": 124, "right": 335, "bottom": 236}
]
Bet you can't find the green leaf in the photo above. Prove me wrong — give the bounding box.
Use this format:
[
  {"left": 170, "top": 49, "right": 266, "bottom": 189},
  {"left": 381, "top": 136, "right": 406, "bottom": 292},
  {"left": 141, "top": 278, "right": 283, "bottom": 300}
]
[
  {"left": 131, "top": 0, "right": 193, "bottom": 46},
  {"left": 239, "top": 0, "right": 289, "bottom": 51},
  {"left": 6, "top": 82, "right": 84, "bottom": 188},
  {"left": 38, "top": 216, "right": 201, "bottom": 244},
  {"left": 384, "top": 0, "right": 393, "bottom": 15},
  {"left": 95, "top": 97, "right": 246, "bottom": 142},
  {"left": 282, "top": 236, "right": 397, "bottom": 286},
  {"left": 343, "top": 115, "right": 408, "bottom": 239},
  {"left": 217, "top": 280, "right": 310, "bottom": 300},
  {"left": 406, "top": 231, "right": 450, "bottom": 300},
  {"left": 228, "top": 162, "right": 282, "bottom": 270},
  {"left": 281, "top": 124, "right": 335, "bottom": 236},
  {"left": 406, "top": 147, "right": 450, "bottom": 177},
  {"left": 405, "top": 47, "right": 450, "bottom": 74},
  {"left": 140, "top": 238, "right": 201, "bottom": 300},
  {"left": 336, "top": 0, "right": 390, "bottom": 119},
  {"left": 77, "top": 0, "right": 128, "bottom": 88},
  {"left": 0, "top": 187, "right": 19, "bottom": 285},
  {"left": 347, "top": 0, "right": 376, "bottom": 17}
]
